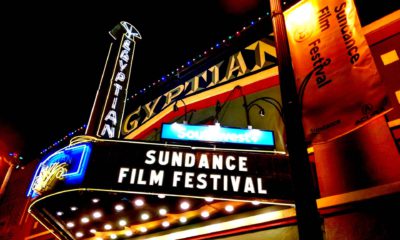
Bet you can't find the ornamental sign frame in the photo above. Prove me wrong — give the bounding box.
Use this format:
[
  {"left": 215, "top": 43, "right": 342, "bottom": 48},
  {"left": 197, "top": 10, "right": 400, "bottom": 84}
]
[{"left": 27, "top": 143, "right": 92, "bottom": 198}]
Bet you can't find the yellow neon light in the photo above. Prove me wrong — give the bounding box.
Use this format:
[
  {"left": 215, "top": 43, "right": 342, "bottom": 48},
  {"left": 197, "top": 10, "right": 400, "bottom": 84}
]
[
  {"left": 32, "top": 162, "right": 68, "bottom": 195},
  {"left": 71, "top": 135, "right": 287, "bottom": 155},
  {"left": 30, "top": 187, "right": 293, "bottom": 208},
  {"left": 28, "top": 213, "right": 59, "bottom": 240}
]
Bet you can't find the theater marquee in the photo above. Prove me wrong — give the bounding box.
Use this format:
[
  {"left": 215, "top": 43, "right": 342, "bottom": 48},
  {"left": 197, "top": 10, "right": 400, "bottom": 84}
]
[
  {"left": 85, "top": 140, "right": 292, "bottom": 203},
  {"left": 28, "top": 139, "right": 293, "bottom": 203}
]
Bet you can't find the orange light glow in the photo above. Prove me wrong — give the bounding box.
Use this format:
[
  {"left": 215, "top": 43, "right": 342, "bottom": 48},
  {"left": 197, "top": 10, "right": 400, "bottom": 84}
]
[{"left": 284, "top": 1, "right": 317, "bottom": 42}]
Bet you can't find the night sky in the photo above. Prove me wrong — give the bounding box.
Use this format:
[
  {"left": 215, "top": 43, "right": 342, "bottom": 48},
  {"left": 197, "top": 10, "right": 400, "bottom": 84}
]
[
  {"left": 0, "top": 0, "right": 397, "bottom": 163},
  {"left": 0, "top": 0, "right": 269, "bottom": 162}
]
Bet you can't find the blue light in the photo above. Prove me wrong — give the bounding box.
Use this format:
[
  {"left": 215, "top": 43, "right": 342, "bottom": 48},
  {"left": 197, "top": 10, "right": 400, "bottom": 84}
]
[
  {"left": 161, "top": 123, "right": 275, "bottom": 147},
  {"left": 27, "top": 143, "right": 92, "bottom": 198}
]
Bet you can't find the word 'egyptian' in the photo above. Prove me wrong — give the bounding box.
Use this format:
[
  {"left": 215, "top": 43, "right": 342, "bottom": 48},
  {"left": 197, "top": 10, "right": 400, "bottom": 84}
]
[{"left": 100, "top": 38, "right": 132, "bottom": 138}]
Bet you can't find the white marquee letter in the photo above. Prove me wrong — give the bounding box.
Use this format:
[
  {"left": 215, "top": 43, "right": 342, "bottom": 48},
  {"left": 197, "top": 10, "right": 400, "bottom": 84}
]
[{"left": 118, "top": 168, "right": 129, "bottom": 183}]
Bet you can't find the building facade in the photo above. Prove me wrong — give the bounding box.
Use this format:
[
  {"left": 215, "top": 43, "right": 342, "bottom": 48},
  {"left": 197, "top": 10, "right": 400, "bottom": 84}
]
[{"left": 4, "top": 3, "right": 399, "bottom": 240}]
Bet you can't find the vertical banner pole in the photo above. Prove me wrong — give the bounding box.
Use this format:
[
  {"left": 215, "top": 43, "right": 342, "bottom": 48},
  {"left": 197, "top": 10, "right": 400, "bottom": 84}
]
[
  {"left": 268, "top": 0, "right": 324, "bottom": 239},
  {"left": 86, "top": 21, "right": 141, "bottom": 139}
]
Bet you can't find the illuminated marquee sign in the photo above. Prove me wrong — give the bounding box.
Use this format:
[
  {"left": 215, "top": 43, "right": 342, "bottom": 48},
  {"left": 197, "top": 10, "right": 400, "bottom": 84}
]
[
  {"left": 161, "top": 123, "right": 275, "bottom": 148},
  {"left": 82, "top": 140, "right": 293, "bottom": 203},
  {"left": 27, "top": 143, "right": 92, "bottom": 198},
  {"left": 26, "top": 140, "right": 291, "bottom": 202}
]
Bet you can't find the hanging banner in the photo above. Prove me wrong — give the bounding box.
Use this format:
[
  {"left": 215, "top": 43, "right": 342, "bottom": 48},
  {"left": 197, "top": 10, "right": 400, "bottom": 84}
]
[{"left": 284, "top": 0, "right": 390, "bottom": 143}]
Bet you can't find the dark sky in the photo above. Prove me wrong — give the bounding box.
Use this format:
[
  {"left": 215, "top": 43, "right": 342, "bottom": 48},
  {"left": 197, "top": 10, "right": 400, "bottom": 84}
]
[
  {"left": 0, "top": 0, "right": 397, "bottom": 163},
  {"left": 0, "top": 0, "right": 269, "bottom": 162}
]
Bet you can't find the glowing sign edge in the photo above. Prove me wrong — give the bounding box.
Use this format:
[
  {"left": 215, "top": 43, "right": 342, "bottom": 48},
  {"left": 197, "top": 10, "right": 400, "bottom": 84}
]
[{"left": 26, "top": 143, "right": 92, "bottom": 198}]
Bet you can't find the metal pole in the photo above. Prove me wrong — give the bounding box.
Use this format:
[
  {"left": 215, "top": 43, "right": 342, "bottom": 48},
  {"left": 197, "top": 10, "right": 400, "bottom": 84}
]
[{"left": 268, "top": 0, "right": 324, "bottom": 239}]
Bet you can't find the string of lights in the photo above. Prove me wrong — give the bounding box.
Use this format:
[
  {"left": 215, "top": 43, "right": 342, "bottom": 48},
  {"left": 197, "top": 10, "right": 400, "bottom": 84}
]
[
  {"left": 128, "top": 10, "right": 282, "bottom": 99},
  {"left": 40, "top": 124, "right": 87, "bottom": 156},
  {"left": 39, "top": 5, "right": 296, "bottom": 157}
]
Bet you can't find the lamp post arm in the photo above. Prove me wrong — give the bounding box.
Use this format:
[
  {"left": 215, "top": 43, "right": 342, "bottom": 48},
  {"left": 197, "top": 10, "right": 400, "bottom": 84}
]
[
  {"left": 174, "top": 99, "right": 188, "bottom": 123},
  {"left": 261, "top": 97, "right": 283, "bottom": 111},
  {"left": 247, "top": 97, "right": 283, "bottom": 121}
]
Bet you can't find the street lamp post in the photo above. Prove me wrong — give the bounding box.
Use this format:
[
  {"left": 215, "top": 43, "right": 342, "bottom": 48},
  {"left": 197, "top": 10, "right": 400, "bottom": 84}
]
[{"left": 268, "top": 0, "right": 324, "bottom": 239}]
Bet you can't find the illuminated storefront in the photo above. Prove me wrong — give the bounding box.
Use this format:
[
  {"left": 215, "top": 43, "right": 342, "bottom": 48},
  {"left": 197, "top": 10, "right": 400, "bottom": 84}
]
[{"left": 25, "top": 3, "right": 400, "bottom": 240}]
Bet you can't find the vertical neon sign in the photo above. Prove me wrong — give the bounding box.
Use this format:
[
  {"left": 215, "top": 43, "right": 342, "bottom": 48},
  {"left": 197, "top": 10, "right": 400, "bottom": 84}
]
[{"left": 86, "top": 21, "right": 141, "bottom": 138}]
